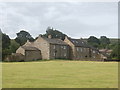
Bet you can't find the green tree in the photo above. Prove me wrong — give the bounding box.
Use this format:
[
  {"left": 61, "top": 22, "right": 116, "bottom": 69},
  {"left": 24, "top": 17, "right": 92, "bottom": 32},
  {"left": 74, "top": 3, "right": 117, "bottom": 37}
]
[
  {"left": 87, "top": 36, "right": 100, "bottom": 48},
  {"left": 100, "top": 36, "right": 110, "bottom": 49},
  {"left": 42, "top": 27, "right": 67, "bottom": 40},
  {"left": 110, "top": 41, "right": 120, "bottom": 59},
  {"left": 9, "top": 39, "right": 20, "bottom": 53},
  {"left": 2, "top": 33, "right": 11, "bottom": 60},
  {"left": 15, "top": 30, "right": 34, "bottom": 46}
]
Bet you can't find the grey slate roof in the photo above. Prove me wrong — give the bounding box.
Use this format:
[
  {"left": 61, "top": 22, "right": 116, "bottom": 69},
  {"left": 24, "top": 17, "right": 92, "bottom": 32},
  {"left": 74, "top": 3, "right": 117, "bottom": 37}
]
[
  {"left": 67, "top": 37, "right": 99, "bottom": 51},
  {"left": 67, "top": 37, "right": 90, "bottom": 47},
  {"left": 43, "top": 37, "right": 68, "bottom": 45},
  {"left": 21, "top": 46, "right": 40, "bottom": 51}
]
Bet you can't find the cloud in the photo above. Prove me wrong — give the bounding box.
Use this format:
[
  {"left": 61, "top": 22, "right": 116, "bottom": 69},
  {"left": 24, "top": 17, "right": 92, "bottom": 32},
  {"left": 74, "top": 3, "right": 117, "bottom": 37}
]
[{"left": 0, "top": 2, "right": 118, "bottom": 39}]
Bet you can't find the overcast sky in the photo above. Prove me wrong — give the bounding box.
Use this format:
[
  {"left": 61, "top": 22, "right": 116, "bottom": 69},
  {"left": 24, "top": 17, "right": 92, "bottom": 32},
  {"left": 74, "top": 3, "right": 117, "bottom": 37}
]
[{"left": 0, "top": 2, "right": 118, "bottom": 39}]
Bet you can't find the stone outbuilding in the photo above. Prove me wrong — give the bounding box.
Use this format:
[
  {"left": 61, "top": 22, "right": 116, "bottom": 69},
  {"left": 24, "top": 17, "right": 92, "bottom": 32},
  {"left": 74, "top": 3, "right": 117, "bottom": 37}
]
[
  {"left": 5, "top": 53, "right": 25, "bottom": 62},
  {"left": 16, "top": 46, "right": 41, "bottom": 61}
]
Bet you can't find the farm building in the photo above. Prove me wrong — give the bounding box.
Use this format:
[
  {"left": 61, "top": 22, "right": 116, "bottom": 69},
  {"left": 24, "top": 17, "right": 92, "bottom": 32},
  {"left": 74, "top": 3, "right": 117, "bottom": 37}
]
[
  {"left": 33, "top": 35, "right": 70, "bottom": 59},
  {"left": 16, "top": 46, "right": 41, "bottom": 61},
  {"left": 64, "top": 36, "right": 107, "bottom": 60},
  {"left": 5, "top": 53, "right": 25, "bottom": 62},
  {"left": 14, "top": 35, "right": 107, "bottom": 61}
]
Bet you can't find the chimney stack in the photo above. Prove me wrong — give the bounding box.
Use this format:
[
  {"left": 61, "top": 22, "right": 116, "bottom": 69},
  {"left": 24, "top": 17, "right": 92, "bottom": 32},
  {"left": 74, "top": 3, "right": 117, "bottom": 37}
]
[
  {"left": 48, "top": 35, "right": 52, "bottom": 39},
  {"left": 27, "top": 39, "right": 30, "bottom": 42}
]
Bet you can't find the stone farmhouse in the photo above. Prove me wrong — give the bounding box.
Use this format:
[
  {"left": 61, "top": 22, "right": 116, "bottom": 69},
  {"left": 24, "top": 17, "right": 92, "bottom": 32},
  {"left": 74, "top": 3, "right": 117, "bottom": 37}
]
[
  {"left": 64, "top": 37, "right": 106, "bottom": 60},
  {"left": 7, "top": 35, "right": 107, "bottom": 62},
  {"left": 33, "top": 35, "right": 70, "bottom": 59}
]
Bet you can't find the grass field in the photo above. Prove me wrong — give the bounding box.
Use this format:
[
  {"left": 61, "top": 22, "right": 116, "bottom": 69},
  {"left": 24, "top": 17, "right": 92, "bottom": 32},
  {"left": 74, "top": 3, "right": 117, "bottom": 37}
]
[{"left": 2, "top": 60, "right": 118, "bottom": 88}]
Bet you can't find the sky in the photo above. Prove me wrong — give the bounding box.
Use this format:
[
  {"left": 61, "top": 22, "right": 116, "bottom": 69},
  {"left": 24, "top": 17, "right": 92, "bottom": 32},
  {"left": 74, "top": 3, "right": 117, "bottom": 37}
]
[{"left": 0, "top": 2, "right": 118, "bottom": 39}]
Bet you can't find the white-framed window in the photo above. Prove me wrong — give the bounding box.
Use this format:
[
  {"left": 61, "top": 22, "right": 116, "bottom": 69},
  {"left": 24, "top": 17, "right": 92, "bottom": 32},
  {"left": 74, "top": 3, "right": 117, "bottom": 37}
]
[
  {"left": 93, "top": 51, "right": 95, "bottom": 53},
  {"left": 53, "top": 52, "right": 55, "bottom": 56},
  {"left": 77, "top": 47, "right": 79, "bottom": 51},
  {"left": 76, "top": 41, "right": 78, "bottom": 43},
  {"left": 53, "top": 45, "right": 55, "bottom": 49},
  {"left": 64, "top": 46, "right": 66, "bottom": 49},
  {"left": 80, "top": 48, "right": 83, "bottom": 52}
]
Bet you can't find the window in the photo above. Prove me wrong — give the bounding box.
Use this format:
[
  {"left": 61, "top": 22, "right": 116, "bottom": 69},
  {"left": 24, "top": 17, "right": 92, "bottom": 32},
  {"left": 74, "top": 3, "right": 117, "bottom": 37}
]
[
  {"left": 53, "top": 45, "right": 55, "bottom": 49},
  {"left": 53, "top": 52, "right": 55, "bottom": 56},
  {"left": 80, "top": 48, "right": 83, "bottom": 52},
  {"left": 76, "top": 41, "right": 78, "bottom": 43},
  {"left": 64, "top": 46, "right": 66, "bottom": 49},
  {"left": 64, "top": 53, "right": 66, "bottom": 56},
  {"left": 93, "top": 56, "right": 95, "bottom": 58},
  {"left": 93, "top": 51, "right": 95, "bottom": 53},
  {"left": 77, "top": 47, "right": 79, "bottom": 51}
]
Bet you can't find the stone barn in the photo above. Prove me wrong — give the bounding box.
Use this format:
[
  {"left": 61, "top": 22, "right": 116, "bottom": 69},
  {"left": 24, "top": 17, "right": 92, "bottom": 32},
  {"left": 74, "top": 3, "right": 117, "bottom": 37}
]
[
  {"left": 16, "top": 46, "right": 42, "bottom": 61},
  {"left": 33, "top": 35, "right": 69, "bottom": 60}
]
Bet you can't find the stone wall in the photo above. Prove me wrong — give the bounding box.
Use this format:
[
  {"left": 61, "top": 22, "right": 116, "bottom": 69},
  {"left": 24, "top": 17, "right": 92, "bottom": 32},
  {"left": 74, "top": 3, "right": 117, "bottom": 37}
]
[
  {"left": 16, "top": 47, "right": 25, "bottom": 55},
  {"left": 34, "top": 37, "right": 50, "bottom": 59},
  {"left": 5, "top": 53, "right": 25, "bottom": 62},
  {"left": 49, "top": 44, "right": 69, "bottom": 59},
  {"left": 64, "top": 37, "right": 75, "bottom": 59},
  {"left": 25, "top": 50, "right": 41, "bottom": 61}
]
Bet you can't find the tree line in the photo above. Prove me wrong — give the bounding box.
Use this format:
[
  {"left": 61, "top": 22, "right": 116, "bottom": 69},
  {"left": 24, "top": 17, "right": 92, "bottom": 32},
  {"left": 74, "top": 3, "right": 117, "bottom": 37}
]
[{"left": 1, "top": 27, "right": 120, "bottom": 60}]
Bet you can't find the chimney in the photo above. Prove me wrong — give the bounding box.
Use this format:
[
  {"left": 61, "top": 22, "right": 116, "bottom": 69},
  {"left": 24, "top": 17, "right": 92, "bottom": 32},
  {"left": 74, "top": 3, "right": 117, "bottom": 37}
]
[
  {"left": 27, "top": 39, "right": 30, "bottom": 42},
  {"left": 80, "top": 37, "right": 83, "bottom": 40},
  {"left": 65, "top": 36, "right": 68, "bottom": 40},
  {"left": 48, "top": 35, "right": 52, "bottom": 39}
]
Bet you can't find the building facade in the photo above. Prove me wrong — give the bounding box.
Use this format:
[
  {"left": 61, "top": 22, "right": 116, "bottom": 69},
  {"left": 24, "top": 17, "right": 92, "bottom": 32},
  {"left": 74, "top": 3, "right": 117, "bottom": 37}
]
[
  {"left": 15, "top": 35, "right": 107, "bottom": 61},
  {"left": 16, "top": 46, "right": 42, "bottom": 61},
  {"left": 64, "top": 36, "right": 106, "bottom": 60},
  {"left": 33, "top": 35, "right": 69, "bottom": 59}
]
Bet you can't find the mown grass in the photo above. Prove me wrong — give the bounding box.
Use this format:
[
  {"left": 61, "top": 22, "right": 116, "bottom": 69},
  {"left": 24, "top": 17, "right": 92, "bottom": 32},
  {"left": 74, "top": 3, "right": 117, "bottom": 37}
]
[{"left": 2, "top": 60, "right": 118, "bottom": 88}]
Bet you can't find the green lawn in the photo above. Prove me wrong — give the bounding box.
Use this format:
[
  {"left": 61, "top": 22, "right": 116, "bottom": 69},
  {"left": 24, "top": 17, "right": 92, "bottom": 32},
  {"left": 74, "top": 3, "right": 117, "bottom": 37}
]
[{"left": 2, "top": 60, "right": 118, "bottom": 88}]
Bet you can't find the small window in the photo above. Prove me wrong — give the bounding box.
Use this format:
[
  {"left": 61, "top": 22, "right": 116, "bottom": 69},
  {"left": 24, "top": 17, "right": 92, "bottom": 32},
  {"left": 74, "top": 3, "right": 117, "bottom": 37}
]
[
  {"left": 76, "top": 41, "right": 78, "bottom": 43},
  {"left": 77, "top": 47, "right": 79, "bottom": 51},
  {"left": 64, "top": 53, "right": 66, "bottom": 56},
  {"left": 53, "top": 45, "right": 55, "bottom": 49},
  {"left": 93, "top": 51, "right": 95, "bottom": 53},
  {"left": 53, "top": 52, "right": 55, "bottom": 56},
  {"left": 80, "top": 48, "right": 83, "bottom": 52},
  {"left": 64, "top": 46, "right": 66, "bottom": 49}
]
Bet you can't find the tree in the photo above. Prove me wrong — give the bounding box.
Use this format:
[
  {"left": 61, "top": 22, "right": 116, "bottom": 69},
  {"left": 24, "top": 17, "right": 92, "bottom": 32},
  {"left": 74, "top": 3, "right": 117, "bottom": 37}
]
[
  {"left": 2, "top": 33, "right": 10, "bottom": 49},
  {"left": 42, "top": 27, "right": 67, "bottom": 40},
  {"left": 9, "top": 39, "right": 20, "bottom": 53},
  {"left": 87, "top": 36, "right": 100, "bottom": 48},
  {"left": 100, "top": 36, "right": 110, "bottom": 49},
  {"left": 15, "top": 30, "right": 34, "bottom": 46},
  {"left": 2, "top": 33, "right": 11, "bottom": 60},
  {"left": 110, "top": 41, "right": 120, "bottom": 59}
]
